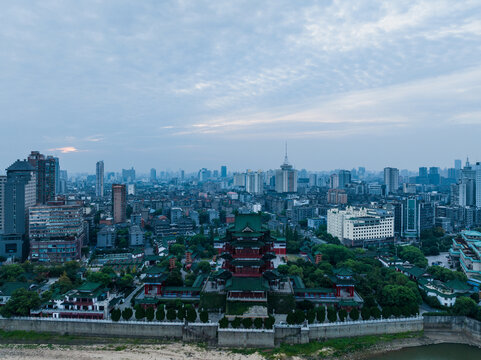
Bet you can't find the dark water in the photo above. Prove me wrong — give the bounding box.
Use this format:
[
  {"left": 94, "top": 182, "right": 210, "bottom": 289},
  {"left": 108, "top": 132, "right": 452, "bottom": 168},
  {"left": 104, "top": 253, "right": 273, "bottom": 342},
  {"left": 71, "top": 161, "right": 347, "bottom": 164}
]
[{"left": 368, "top": 343, "right": 481, "bottom": 359}]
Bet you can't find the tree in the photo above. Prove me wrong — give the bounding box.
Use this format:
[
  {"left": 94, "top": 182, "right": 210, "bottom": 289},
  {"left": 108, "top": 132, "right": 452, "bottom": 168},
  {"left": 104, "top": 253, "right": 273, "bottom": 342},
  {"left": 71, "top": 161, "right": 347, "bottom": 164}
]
[
  {"left": 381, "top": 306, "right": 392, "bottom": 319},
  {"left": 349, "top": 308, "right": 359, "bottom": 321},
  {"left": 219, "top": 317, "right": 229, "bottom": 328},
  {"left": 57, "top": 272, "right": 74, "bottom": 293},
  {"left": 186, "top": 306, "right": 197, "bottom": 322},
  {"left": 231, "top": 317, "right": 241, "bottom": 328},
  {"left": 164, "top": 270, "right": 183, "bottom": 287},
  {"left": 306, "top": 309, "right": 316, "bottom": 324},
  {"left": 288, "top": 265, "right": 303, "bottom": 277},
  {"left": 453, "top": 297, "right": 478, "bottom": 317},
  {"left": 122, "top": 308, "right": 133, "bottom": 321},
  {"left": 371, "top": 307, "right": 381, "bottom": 319},
  {"left": 286, "top": 311, "right": 296, "bottom": 325},
  {"left": 361, "top": 307, "right": 371, "bottom": 320},
  {"left": 146, "top": 307, "right": 155, "bottom": 321},
  {"left": 111, "top": 308, "right": 121, "bottom": 321},
  {"left": 254, "top": 318, "right": 263, "bottom": 329},
  {"left": 294, "top": 309, "right": 305, "bottom": 324},
  {"left": 398, "top": 246, "right": 427, "bottom": 268},
  {"left": 177, "top": 307, "right": 186, "bottom": 320},
  {"left": 166, "top": 308, "right": 177, "bottom": 321},
  {"left": 0, "top": 289, "right": 41, "bottom": 317},
  {"left": 316, "top": 306, "right": 326, "bottom": 323},
  {"left": 264, "top": 316, "right": 275, "bottom": 329},
  {"left": 338, "top": 309, "right": 347, "bottom": 322},
  {"left": 197, "top": 261, "right": 212, "bottom": 274},
  {"left": 0, "top": 264, "right": 25, "bottom": 281},
  {"left": 391, "top": 306, "right": 401, "bottom": 318},
  {"left": 242, "top": 318, "right": 253, "bottom": 328},
  {"left": 135, "top": 305, "right": 145, "bottom": 320},
  {"left": 199, "top": 310, "right": 209, "bottom": 323},
  {"left": 327, "top": 307, "right": 337, "bottom": 323},
  {"left": 156, "top": 306, "right": 165, "bottom": 321}
]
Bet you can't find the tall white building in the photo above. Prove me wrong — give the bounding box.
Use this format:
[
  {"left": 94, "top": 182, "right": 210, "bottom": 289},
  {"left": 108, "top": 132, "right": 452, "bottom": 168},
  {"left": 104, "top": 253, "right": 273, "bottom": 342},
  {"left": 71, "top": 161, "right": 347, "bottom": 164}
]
[
  {"left": 275, "top": 146, "right": 297, "bottom": 193},
  {"left": 233, "top": 173, "right": 246, "bottom": 187},
  {"left": 384, "top": 167, "right": 399, "bottom": 195},
  {"left": 245, "top": 170, "right": 264, "bottom": 195},
  {"left": 0, "top": 176, "right": 6, "bottom": 234},
  {"left": 476, "top": 162, "right": 481, "bottom": 208},
  {"left": 327, "top": 207, "right": 394, "bottom": 247},
  {"left": 96, "top": 161, "right": 104, "bottom": 197}
]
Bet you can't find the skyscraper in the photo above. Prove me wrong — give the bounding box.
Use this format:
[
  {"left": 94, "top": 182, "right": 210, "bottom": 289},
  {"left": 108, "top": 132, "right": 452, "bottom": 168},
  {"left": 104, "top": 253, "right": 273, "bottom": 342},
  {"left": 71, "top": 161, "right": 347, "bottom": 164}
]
[
  {"left": 221, "top": 165, "right": 227, "bottom": 178},
  {"left": 1, "top": 160, "right": 37, "bottom": 258},
  {"left": 112, "top": 184, "right": 126, "bottom": 224},
  {"left": 96, "top": 161, "right": 104, "bottom": 197},
  {"left": 122, "top": 167, "right": 135, "bottom": 183},
  {"left": 245, "top": 170, "right": 264, "bottom": 195},
  {"left": 476, "top": 162, "right": 481, "bottom": 208},
  {"left": 150, "top": 168, "right": 157, "bottom": 182},
  {"left": 0, "top": 176, "right": 6, "bottom": 234},
  {"left": 275, "top": 145, "right": 297, "bottom": 193},
  {"left": 27, "top": 151, "right": 58, "bottom": 203},
  {"left": 383, "top": 167, "right": 399, "bottom": 194}
]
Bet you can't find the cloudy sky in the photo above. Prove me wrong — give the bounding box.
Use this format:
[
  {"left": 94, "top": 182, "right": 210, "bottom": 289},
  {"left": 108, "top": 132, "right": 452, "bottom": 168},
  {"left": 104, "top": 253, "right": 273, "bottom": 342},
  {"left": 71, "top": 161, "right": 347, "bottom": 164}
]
[{"left": 1, "top": 0, "right": 481, "bottom": 174}]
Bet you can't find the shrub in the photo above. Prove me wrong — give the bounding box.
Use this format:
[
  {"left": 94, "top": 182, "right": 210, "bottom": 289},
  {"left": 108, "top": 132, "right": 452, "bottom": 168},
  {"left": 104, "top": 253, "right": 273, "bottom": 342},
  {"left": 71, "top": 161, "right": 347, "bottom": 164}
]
[
  {"left": 338, "top": 309, "right": 347, "bottom": 322},
  {"left": 286, "top": 312, "right": 296, "bottom": 325},
  {"left": 166, "top": 308, "right": 177, "bottom": 321},
  {"left": 316, "top": 306, "right": 326, "bottom": 323},
  {"left": 135, "top": 305, "right": 145, "bottom": 320},
  {"left": 111, "top": 308, "right": 121, "bottom": 322},
  {"left": 219, "top": 317, "right": 229, "bottom": 328},
  {"left": 349, "top": 308, "right": 359, "bottom": 321},
  {"left": 122, "top": 307, "right": 133, "bottom": 321},
  {"left": 254, "top": 318, "right": 263, "bottom": 329},
  {"left": 294, "top": 309, "right": 305, "bottom": 324},
  {"left": 264, "top": 315, "right": 275, "bottom": 329},
  {"left": 242, "top": 317, "right": 253, "bottom": 328},
  {"left": 146, "top": 307, "right": 155, "bottom": 321},
  {"left": 391, "top": 306, "right": 401, "bottom": 318},
  {"left": 177, "top": 307, "right": 186, "bottom": 320},
  {"left": 371, "top": 307, "right": 381, "bottom": 319},
  {"left": 199, "top": 310, "right": 209, "bottom": 323},
  {"left": 381, "top": 306, "right": 392, "bottom": 319},
  {"left": 231, "top": 317, "right": 241, "bottom": 328},
  {"left": 327, "top": 307, "right": 337, "bottom": 322},
  {"left": 361, "top": 307, "right": 371, "bottom": 320},
  {"left": 306, "top": 309, "right": 316, "bottom": 324},
  {"left": 186, "top": 306, "right": 197, "bottom": 322},
  {"left": 156, "top": 306, "right": 165, "bottom": 321}
]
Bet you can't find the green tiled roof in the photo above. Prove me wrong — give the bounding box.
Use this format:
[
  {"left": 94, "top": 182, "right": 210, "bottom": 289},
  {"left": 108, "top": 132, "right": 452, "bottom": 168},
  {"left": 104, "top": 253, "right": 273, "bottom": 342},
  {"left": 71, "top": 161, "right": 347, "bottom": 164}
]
[
  {"left": 297, "top": 288, "right": 333, "bottom": 293},
  {"left": 145, "top": 266, "right": 167, "bottom": 275},
  {"left": 291, "top": 275, "right": 305, "bottom": 289},
  {"left": 0, "top": 282, "right": 29, "bottom": 296},
  {"left": 77, "top": 282, "right": 102, "bottom": 292},
  {"left": 445, "top": 279, "right": 471, "bottom": 291},
  {"left": 233, "top": 214, "right": 262, "bottom": 232},
  {"left": 225, "top": 277, "right": 269, "bottom": 291},
  {"left": 334, "top": 267, "right": 353, "bottom": 276}
]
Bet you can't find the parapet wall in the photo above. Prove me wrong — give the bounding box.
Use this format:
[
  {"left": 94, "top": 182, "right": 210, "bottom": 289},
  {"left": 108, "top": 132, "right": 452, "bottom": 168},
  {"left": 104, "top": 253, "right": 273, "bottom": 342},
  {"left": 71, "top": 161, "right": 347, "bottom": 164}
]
[
  {"left": 0, "top": 316, "right": 424, "bottom": 348},
  {"left": 424, "top": 315, "right": 481, "bottom": 343}
]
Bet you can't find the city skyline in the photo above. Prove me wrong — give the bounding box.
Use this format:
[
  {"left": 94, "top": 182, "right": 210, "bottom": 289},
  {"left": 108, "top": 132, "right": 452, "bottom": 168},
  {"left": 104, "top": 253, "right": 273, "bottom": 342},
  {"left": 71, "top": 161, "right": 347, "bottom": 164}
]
[{"left": 1, "top": 1, "right": 481, "bottom": 172}]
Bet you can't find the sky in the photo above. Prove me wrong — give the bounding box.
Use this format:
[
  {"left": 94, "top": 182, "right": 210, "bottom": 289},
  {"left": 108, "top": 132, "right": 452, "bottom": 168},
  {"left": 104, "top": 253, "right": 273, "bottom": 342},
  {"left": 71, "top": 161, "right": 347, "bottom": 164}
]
[{"left": 1, "top": 0, "right": 481, "bottom": 174}]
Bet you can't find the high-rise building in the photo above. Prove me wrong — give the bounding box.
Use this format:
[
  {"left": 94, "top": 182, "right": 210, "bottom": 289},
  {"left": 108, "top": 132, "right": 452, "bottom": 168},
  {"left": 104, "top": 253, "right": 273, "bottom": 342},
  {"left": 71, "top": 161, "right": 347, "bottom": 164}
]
[
  {"left": 112, "top": 184, "right": 126, "bottom": 224},
  {"left": 384, "top": 167, "right": 399, "bottom": 195},
  {"left": 221, "top": 165, "right": 227, "bottom": 178},
  {"left": 96, "top": 161, "right": 104, "bottom": 197},
  {"left": 337, "top": 170, "right": 351, "bottom": 189},
  {"left": 233, "top": 173, "right": 246, "bottom": 187},
  {"left": 428, "top": 167, "right": 440, "bottom": 185},
  {"left": 275, "top": 145, "right": 297, "bottom": 193},
  {"left": 0, "top": 176, "right": 6, "bottom": 234},
  {"left": 419, "top": 167, "right": 428, "bottom": 178},
  {"left": 245, "top": 170, "right": 264, "bottom": 195},
  {"left": 29, "top": 203, "right": 85, "bottom": 262},
  {"left": 27, "top": 151, "right": 58, "bottom": 204},
  {"left": 455, "top": 159, "right": 462, "bottom": 170},
  {"left": 476, "top": 162, "right": 481, "bottom": 208},
  {"left": 122, "top": 167, "right": 135, "bottom": 183},
  {"left": 150, "top": 168, "right": 157, "bottom": 182},
  {"left": 1, "top": 160, "right": 37, "bottom": 258}
]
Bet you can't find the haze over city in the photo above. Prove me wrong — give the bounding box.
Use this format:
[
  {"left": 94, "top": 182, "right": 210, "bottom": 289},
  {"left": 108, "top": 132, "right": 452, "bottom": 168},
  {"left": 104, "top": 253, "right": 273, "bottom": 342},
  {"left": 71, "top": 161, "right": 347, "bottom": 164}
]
[{"left": 1, "top": 1, "right": 481, "bottom": 172}]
